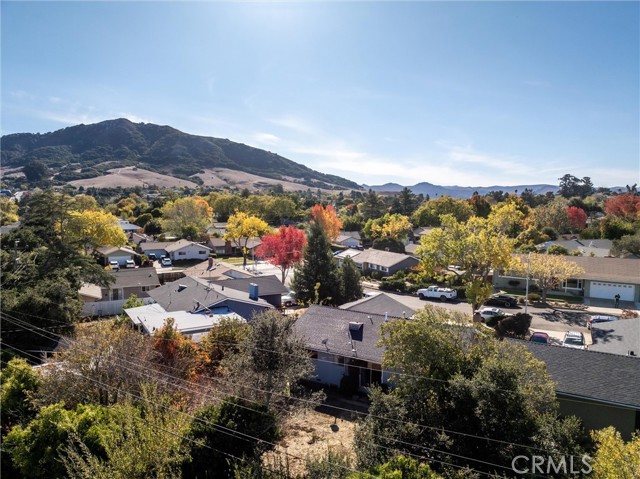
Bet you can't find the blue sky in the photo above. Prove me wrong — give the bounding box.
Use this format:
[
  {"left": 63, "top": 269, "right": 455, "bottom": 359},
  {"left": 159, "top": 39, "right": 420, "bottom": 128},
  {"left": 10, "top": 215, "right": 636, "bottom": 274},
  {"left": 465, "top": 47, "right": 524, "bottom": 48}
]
[{"left": 2, "top": 1, "right": 638, "bottom": 188}]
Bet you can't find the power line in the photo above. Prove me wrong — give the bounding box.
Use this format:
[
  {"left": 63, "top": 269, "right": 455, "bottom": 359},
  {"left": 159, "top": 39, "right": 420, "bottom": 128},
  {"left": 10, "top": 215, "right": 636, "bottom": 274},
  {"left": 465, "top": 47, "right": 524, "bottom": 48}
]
[{"left": 2, "top": 313, "right": 573, "bottom": 471}]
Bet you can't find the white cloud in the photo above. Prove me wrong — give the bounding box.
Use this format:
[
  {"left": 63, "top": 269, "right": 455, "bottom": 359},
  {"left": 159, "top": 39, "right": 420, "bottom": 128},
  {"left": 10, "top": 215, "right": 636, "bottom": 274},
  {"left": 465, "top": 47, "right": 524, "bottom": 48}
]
[
  {"left": 253, "top": 132, "right": 281, "bottom": 146},
  {"left": 269, "top": 115, "right": 316, "bottom": 135}
]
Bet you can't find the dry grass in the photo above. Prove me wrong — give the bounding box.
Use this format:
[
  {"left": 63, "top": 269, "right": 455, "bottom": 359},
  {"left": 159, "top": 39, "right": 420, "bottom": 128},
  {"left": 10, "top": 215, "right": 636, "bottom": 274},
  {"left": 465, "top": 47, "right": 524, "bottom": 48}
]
[
  {"left": 68, "top": 166, "right": 198, "bottom": 189},
  {"left": 268, "top": 406, "right": 358, "bottom": 476}
]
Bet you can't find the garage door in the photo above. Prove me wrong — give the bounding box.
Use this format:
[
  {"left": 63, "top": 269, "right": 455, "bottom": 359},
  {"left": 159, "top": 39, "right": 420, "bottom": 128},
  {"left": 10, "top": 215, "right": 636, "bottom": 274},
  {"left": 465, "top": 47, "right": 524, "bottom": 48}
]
[{"left": 590, "top": 282, "right": 635, "bottom": 301}]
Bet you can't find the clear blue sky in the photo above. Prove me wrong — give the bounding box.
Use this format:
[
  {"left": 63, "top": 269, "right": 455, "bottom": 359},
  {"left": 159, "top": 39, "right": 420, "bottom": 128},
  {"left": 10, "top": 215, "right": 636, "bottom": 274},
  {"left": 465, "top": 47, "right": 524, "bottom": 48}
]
[{"left": 2, "top": 1, "right": 638, "bottom": 188}]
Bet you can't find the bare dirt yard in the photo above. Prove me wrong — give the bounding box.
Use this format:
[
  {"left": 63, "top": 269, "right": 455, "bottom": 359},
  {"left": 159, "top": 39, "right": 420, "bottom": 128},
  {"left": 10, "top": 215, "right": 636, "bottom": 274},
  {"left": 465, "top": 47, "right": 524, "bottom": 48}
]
[
  {"left": 265, "top": 396, "right": 366, "bottom": 476},
  {"left": 69, "top": 166, "right": 198, "bottom": 189}
]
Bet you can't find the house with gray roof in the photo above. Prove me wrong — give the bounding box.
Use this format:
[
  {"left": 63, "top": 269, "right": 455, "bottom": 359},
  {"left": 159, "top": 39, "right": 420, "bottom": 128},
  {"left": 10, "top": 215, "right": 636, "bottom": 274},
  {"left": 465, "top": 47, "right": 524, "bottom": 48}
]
[
  {"left": 182, "top": 258, "right": 256, "bottom": 281},
  {"left": 340, "top": 292, "right": 416, "bottom": 319},
  {"left": 147, "top": 276, "right": 273, "bottom": 320},
  {"left": 524, "top": 341, "right": 640, "bottom": 440},
  {"left": 352, "top": 249, "right": 419, "bottom": 277},
  {"left": 494, "top": 255, "right": 640, "bottom": 307},
  {"left": 210, "top": 275, "right": 289, "bottom": 308},
  {"left": 124, "top": 303, "right": 244, "bottom": 342},
  {"left": 334, "top": 231, "right": 362, "bottom": 249},
  {"left": 293, "top": 305, "right": 397, "bottom": 390},
  {"left": 589, "top": 318, "right": 640, "bottom": 357},
  {"left": 538, "top": 238, "right": 613, "bottom": 258}
]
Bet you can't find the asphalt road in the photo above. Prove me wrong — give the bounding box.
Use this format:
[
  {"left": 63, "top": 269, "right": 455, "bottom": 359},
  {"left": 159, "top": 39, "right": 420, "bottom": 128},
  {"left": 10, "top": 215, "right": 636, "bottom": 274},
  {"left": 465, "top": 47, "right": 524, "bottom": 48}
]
[{"left": 362, "top": 286, "right": 592, "bottom": 343}]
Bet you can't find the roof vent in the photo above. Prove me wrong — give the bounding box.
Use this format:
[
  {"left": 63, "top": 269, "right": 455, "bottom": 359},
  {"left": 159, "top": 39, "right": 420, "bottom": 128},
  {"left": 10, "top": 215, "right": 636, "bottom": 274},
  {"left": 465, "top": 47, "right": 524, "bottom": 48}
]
[
  {"left": 177, "top": 284, "right": 187, "bottom": 292},
  {"left": 349, "top": 322, "right": 363, "bottom": 331}
]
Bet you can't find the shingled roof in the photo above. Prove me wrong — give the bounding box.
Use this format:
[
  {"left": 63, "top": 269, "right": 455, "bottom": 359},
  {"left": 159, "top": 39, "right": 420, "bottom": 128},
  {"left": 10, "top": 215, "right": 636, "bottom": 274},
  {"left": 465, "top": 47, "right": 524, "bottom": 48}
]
[
  {"left": 524, "top": 341, "right": 640, "bottom": 409},
  {"left": 340, "top": 293, "right": 416, "bottom": 318},
  {"left": 294, "top": 305, "right": 393, "bottom": 363}
]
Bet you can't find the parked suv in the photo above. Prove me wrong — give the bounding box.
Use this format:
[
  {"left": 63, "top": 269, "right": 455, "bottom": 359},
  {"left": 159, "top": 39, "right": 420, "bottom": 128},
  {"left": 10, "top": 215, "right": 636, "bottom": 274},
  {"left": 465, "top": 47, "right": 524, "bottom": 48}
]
[
  {"left": 125, "top": 259, "right": 136, "bottom": 268},
  {"left": 562, "top": 331, "right": 586, "bottom": 350},
  {"left": 109, "top": 260, "right": 120, "bottom": 270},
  {"left": 161, "top": 257, "right": 172, "bottom": 267}
]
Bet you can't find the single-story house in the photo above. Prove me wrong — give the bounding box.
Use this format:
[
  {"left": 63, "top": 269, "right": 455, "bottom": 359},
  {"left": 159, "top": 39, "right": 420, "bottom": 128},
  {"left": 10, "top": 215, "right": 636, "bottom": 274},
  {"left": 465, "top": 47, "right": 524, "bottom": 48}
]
[
  {"left": 410, "top": 227, "right": 436, "bottom": 244},
  {"left": 124, "top": 302, "right": 244, "bottom": 342},
  {"left": 97, "top": 245, "right": 139, "bottom": 267},
  {"left": 340, "top": 292, "right": 416, "bottom": 319},
  {"left": 119, "top": 220, "right": 141, "bottom": 233},
  {"left": 80, "top": 268, "right": 161, "bottom": 316},
  {"left": 139, "top": 241, "right": 174, "bottom": 259},
  {"left": 293, "top": 305, "right": 395, "bottom": 390},
  {"left": 334, "top": 248, "right": 362, "bottom": 267},
  {"left": 209, "top": 275, "right": 289, "bottom": 308},
  {"left": 404, "top": 243, "right": 419, "bottom": 255},
  {"left": 165, "top": 239, "right": 212, "bottom": 261},
  {"left": 538, "top": 239, "right": 613, "bottom": 258},
  {"left": 229, "top": 237, "right": 262, "bottom": 256},
  {"left": 207, "top": 222, "right": 228, "bottom": 236},
  {"left": 99, "top": 268, "right": 161, "bottom": 301},
  {"left": 352, "top": 249, "right": 420, "bottom": 277},
  {"left": 207, "top": 237, "right": 233, "bottom": 256},
  {"left": 182, "top": 258, "right": 256, "bottom": 281},
  {"left": 589, "top": 318, "right": 640, "bottom": 357},
  {"left": 493, "top": 255, "right": 640, "bottom": 306},
  {"left": 335, "top": 231, "right": 362, "bottom": 249},
  {"left": 524, "top": 341, "right": 640, "bottom": 440},
  {"left": 147, "top": 276, "right": 274, "bottom": 320}
]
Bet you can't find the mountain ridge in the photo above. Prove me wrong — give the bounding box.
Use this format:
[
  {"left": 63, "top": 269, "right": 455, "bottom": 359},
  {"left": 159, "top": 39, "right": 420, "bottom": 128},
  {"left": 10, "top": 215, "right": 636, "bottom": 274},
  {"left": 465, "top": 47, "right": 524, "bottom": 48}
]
[
  {"left": 365, "top": 181, "right": 558, "bottom": 199},
  {"left": 0, "top": 118, "right": 360, "bottom": 190}
]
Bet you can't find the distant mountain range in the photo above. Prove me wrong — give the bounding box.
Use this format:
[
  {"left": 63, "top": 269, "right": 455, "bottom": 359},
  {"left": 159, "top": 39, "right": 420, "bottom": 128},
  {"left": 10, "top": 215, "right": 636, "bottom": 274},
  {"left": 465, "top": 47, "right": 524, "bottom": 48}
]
[
  {"left": 2, "top": 118, "right": 571, "bottom": 197},
  {"left": 0, "top": 118, "right": 360, "bottom": 190},
  {"left": 367, "top": 182, "right": 558, "bottom": 199}
]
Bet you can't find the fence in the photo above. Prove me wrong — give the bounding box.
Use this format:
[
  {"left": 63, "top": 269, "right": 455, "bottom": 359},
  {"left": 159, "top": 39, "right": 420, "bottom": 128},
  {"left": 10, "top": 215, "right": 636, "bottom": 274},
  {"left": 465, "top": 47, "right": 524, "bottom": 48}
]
[{"left": 82, "top": 297, "right": 155, "bottom": 318}]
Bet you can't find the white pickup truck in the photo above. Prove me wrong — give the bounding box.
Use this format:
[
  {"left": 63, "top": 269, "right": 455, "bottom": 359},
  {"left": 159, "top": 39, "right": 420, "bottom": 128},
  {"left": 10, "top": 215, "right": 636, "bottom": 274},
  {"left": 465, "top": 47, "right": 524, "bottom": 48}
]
[{"left": 416, "top": 286, "right": 457, "bottom": 302}]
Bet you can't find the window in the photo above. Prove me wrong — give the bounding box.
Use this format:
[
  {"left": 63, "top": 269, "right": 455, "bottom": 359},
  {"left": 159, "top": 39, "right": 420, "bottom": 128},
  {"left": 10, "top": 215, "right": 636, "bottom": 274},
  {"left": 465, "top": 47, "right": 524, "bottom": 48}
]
[
  {"left": 178, "top": 252, "right": 186, "bottom": 256},
  {"left": 562, "top": 279, "right": 583, "bottom": 289},
  {"left": 198, "top": 250, "right": 207, "bottom": 254}
]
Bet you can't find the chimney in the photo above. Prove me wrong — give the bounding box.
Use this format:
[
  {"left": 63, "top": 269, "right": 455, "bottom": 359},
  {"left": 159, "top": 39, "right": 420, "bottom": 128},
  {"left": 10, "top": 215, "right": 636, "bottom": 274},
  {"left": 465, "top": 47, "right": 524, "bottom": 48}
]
[
  {"left": 384, "top": 312, "right": 388, "bottom": 322},
  {"left": 249, "top": 283, "right": 259, "bottom": 300}
]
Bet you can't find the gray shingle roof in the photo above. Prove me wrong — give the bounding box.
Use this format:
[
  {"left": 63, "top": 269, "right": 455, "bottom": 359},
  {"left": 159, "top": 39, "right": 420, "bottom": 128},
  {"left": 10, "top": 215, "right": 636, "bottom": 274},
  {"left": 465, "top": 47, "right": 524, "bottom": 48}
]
[
  {"left": 355, "top": 249, "right": 419, "bottom": 268},
  {"left": 148, "top": 276, "right": 273, "bottom": 313},
  {"left": 294, "top": 305, "right": 392, "bottom": 363},
  {"left": 210, "top": 275, "right": 289, "bottom": 296},
  {"left": 523, "top": 341, "right": 640, "bottom": 409},
  {"left": 340, "top": 293, "right": 416, "bottom": 318},
  {"left": 590, "top": 318, "right": 640, "bottom": 357},
  {"left": 164, "top": 239, "right": 211, "bottom": 254},
  {"left": 108, "top": 268, "right": 160, "bottom": 289}
]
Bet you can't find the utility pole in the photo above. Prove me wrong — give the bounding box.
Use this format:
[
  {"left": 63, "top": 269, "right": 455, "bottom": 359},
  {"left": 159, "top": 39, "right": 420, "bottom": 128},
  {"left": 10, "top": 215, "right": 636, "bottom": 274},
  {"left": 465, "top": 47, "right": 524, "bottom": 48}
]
[{"left": 525, "top": 252, "right": 531, "bottom": 315}]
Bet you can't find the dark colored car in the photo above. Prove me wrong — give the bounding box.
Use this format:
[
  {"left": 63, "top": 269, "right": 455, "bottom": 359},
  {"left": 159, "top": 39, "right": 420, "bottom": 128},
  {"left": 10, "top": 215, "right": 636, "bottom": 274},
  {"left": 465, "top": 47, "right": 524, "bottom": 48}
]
[
  {"left": 529, "top": 332, "right": 550, "bottom": 344},
  {"left": 484, "top": 293, "right": 518, "bottom": 308}
]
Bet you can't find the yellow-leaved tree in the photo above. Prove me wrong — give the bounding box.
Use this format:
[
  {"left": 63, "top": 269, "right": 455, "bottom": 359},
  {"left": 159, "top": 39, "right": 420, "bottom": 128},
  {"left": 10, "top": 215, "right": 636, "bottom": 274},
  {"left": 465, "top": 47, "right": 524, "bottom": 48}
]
[
  {"left": 512, "top": 253, "right": 585, "bottom": 302},
  {"left": 0, "top": 197, "right": 19, "bottom": 226},
  {"left": 310, "top": 204, "right": 342, "bottom": 242},
  {"left": 161, "top": 196, "right": 213, "bottom": 239},
  {"left": 224, "top": 212, "right": 270, "bottom": 268},
  {"left": 590, "top": 427, "right": 640, "bottom": 479},
  {"left": 369, "top": 213, "right": 412, "bottom": 240},
  {"left": 64, "top": 209, "right": 127, "bottom": 255},
  {"left": 416, "top": 214, "right": 515, "bottom": 312}
]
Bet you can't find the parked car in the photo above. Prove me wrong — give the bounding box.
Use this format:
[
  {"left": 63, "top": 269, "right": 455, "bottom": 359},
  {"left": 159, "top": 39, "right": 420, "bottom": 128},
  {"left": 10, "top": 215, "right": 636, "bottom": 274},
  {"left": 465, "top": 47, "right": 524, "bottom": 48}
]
[
  {"left": 529, "top": 332, "right": 550, "bottom": 344},
  {"left": 562, "top": 331, "right": 587, "bottom": 350},
  {"left": 109, "top": 260, "right": 120, "bottom": 270},
  {"left": 281, "top": 291, "right": 296, "bottom": 307},
  {"left": 587, "top": 314, "right": 618, "bottom": 330},
  {"left": 161, "top": 257, "right": 172, "bottom": 267},
  {"left": 125, "top": 259, "right": 136, "bottom": 268},
  {"left": 484, "top": 293, "right": 518, "bottom": 308},
  {"left": 148, "top": 253, "right": 157, "bottom": 261},
  {"left": 475, "top": 307, "right": 509, "bottom": 322}
]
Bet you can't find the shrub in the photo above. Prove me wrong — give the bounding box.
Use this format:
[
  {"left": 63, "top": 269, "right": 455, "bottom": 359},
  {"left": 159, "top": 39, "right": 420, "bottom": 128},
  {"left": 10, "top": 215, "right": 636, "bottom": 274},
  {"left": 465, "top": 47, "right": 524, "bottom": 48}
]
[
  {"left": 495, "top": 313, "right": 532, "bottom": 339},
  {"left": 339, "top": 375, "right": 358, "bottom": 396},
  {"left": 527, "top": 293, "right": 541, "bottom": 302},
  {"left": 379, "top": 278, "right": 406, "bottom": 293}
]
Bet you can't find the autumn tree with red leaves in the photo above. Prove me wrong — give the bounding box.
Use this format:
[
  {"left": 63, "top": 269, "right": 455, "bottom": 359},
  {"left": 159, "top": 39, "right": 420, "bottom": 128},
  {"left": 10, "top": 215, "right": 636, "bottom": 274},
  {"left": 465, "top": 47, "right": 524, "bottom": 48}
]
[
  {"left": 153, "top": 318, "right": 209, "bottom": 381},
  {"left": 310, "top": 204, "right": 342, "bottom": 242},
  {"left": 255, "top": 225, "right": 307, "bottom": 283},
  {"left": 567, "top": 206, "right": 588, "bottom": 231},
  {"left": 604, "top": 193, "right": 640, "bottom": 220}
]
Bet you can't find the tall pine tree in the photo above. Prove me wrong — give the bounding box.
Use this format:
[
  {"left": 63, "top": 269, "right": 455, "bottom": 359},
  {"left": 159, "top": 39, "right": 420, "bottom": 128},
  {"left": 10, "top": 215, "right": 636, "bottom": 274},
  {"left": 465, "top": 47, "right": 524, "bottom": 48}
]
[
  {"left": 339, "top": 255, "right": 363, "bottom": 304},
  {"left": 291, "top": 221, "right": 341, "bottom": 305}
]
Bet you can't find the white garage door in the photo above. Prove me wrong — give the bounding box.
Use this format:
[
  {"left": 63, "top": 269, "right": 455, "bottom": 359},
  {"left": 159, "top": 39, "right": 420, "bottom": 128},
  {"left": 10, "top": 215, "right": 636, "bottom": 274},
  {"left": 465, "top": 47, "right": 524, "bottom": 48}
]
[{"left": 590, "top": 282, "right": 635, "bottom": 301}]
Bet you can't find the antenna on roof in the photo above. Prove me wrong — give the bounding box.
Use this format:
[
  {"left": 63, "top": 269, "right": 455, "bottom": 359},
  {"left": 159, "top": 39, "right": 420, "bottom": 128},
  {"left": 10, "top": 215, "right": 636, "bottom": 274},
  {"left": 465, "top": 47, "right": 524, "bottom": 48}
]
[{"left": 368, "top": 315, "right": 372, "bottom": 324}]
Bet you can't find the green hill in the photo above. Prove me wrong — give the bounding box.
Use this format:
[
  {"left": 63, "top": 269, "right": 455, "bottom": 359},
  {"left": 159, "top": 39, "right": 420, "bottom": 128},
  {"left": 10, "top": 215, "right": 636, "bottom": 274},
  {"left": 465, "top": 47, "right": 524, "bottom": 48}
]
[{"left": 1, "top": 118, "right": 360, "bottom": 190}]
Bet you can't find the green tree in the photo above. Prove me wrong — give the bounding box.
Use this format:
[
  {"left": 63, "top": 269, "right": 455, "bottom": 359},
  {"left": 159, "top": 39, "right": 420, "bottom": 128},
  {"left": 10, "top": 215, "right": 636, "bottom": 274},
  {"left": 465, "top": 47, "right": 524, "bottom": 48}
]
[
  {"left": 291, "top": 222, "right": 341, "bottom": 305},
  {"left": 339, "top": 256, "right": 363, "bottom": 304},
  {"left": 355, "top": 306, "right": 589, "bottom": 475},
  {"left": 1, "top": 357, "right": 40, "bottom": 431},
  {"left": 349, "top": 456, "right": 442, "bottom": 479},
  {"left": 182, "top": 398, "right": 279, "bottom": 479},
  {"left": 22, "top": 160, "right": 51, "bottom": 184},
  {"left": 200, "top": 317, "right": 250, "bottom": 376},
  {"left": 371, "top": 236, "right": 405, "bottom": 254},
  {"left": 412, "top": 196, "right": 473, "bottom": 227},
  {"left": 225, "top": 310, "right": 315, "bottom": 409},
  {"left": 359, "top": 190, "right": 386, "bottom": 221},
  {"left": 0, "top": 197, "right": 19, "bottom": 225},
  {"left": 512, "top": 253, "right": 585, "bottom": 302},
  {"left": 161, "top": 196, "right": 213, "bottom": 238},
  {"left": 611, "top": 233, "right": 640, "bottom": 257}
]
